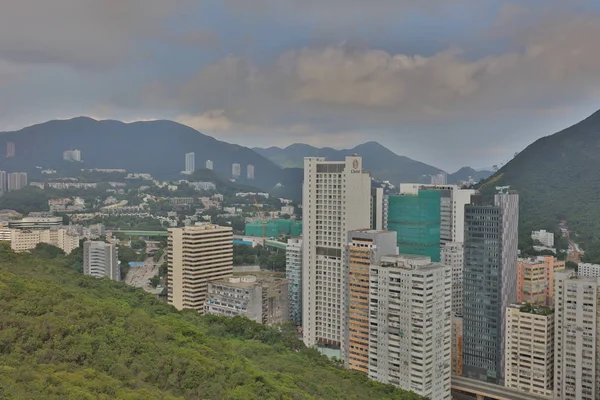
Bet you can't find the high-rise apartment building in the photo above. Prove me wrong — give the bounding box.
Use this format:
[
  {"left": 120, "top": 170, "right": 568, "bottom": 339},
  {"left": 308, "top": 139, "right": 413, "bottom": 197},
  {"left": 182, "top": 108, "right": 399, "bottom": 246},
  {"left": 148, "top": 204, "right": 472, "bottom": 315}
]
[
  {"left": 205, "top": 275, "right": 289, "bottom": 325},
  {"left": 442, "top": 241, "right": 464, "bottom": 317},
  {"left": 302, "top": 156, "right": 371, "bottom": 351},
  {"left": 531, "top": 229, "right": 555, "bottom": 247},
  {"left": 387, "top": 190, "right": 441, "bottom": 261},
  {"left": 205, "top": 159, "right": 214, "bottom": 170},
  {"left": 286, "top": 238, "right": 303, "bottom": 325},
  {"left": 517, "top": 256, "right": 565, "bottom": 306},
  {"left": 6, "top": 142, "right": 15, "bottom": 158},
  {"left": 247, "top": 164, "right": 255, "bottom": 180},
  {"left": 369, "top": 254, "right": 452, "bottom": 400},
  {"left": 462, "top": 190, "right": 519, "bottom": 385},
  {"left": 83, "top": 241, "right": 119, "bottom": 281},
  {"left": 232, "top": 163, "right": 241, "bottom": 178},
  {"left": 344, "top": 229, "right": 397, "bottom": 373},
  {"left": 63, "top": 149, "right": 81, "bottom": 162},
  {"left": 184, "top": 152, "right": 195, "bottom": 174},
  {"left": 505, "top": 303, "right": 554, "bottom": 398},
  {"left": 370, "top": 188, "right": 388, "bottom": 230},
  {"left": 431, "top": 172, "right": 447, "bottom": 185},
  {"left": 7, "top": 172, "right": 27, "bottom": 191},
  {"left": 0, "top": 170, "right": 6, "bottom": 192},
  {"left": 167, "top": 223, "right": 233, "bottom": 312},
  {"left": 554, "top": 270, "right": 600, "bottom": 400}
]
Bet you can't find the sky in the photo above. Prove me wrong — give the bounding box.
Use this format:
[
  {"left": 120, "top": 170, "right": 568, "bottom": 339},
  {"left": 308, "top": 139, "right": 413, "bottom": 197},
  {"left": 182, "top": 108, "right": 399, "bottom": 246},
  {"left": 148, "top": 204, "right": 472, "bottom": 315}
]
[{"left": 1, "top": 0, "right": 600, "bottom": 171}]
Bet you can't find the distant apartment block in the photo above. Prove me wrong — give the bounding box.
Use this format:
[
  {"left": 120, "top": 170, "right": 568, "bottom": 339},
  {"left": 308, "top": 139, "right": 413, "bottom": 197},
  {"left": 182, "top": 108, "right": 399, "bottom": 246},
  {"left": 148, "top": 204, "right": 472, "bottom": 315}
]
[
  {"left": 370, "top": 187, "right": 388, "bottom": 230},
  {"left": 247, "top": 164, "right": 255, "bottom": 180},
  {"left": 189, "top": 181, "right": 216, "bottom": 191},
  {"left": 531, "top": 229, "right": 555, "bottom": 247},
  {"left": 286, "top": 238, "right": 302, "bottom": 325},
  {"left": 577, "top": 262, "right": 600, "bottom": 277},
  {"left": 430, "top": 172, "right": 447, "bottom": 185},
  {"left": 205, "top": 275, "right": 289, "bottom": 325},
  {"left": 344, "top": 229, "right": 397, "bottom": 374},
  {"left": 7, "top": 172, "right": 27, "bottom": 191},
  {"left": 184, "top": 152, "right": 195, "bottom": 174},
  {"left": 554, "top": 270, "right": 600, "bottom": 400},
  {"left": 517, "top": 256, "right": 565, "bottom": 306},
  {"left": 6, "top": 142, "right": 15, "bottom": 158},
  {"left": 205, "top": 159, "right": 214, "bottom": 170},
  {"left": 83, "top": 241, "right": 119, "bottom": 280},
  {"left": 10, "top": 227, "right": 80, "bottom": 254},
  {"left": 232, "top": 163, "right": 241, "bottom": 178},
  {"left": 167, "top": 223, "right": 233, "bottom": 312},
  {"left": 281, "top": 205, "right": 295, "bottom": 215},
  {"left": 0, "top": 170, "right": 6, "bottom": 192},
  {"left": 8, "top": 217, "right": 62, "bottom": 230},
  {"left": 63, "top": 149, "right": 82, "bottom": 162},
  {"left": 505, "top": 303, "right": 554, "bottom": 398},
  {"left": 368, "top": 254, "right": 452, "bottom": 400}
]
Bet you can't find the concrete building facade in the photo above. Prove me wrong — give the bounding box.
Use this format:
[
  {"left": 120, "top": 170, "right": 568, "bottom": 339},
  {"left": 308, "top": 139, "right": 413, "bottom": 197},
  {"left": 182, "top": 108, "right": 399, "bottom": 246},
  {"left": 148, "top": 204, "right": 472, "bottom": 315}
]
[
  {"left": 185, "top": 152, "right": 195, "bottom": 174},
  {"left": 505, "top": 303, "right": 554, "bottom": 398},
  {"left": 370, "top": 187, "right": 388, "bottom": 231},
  {"left": 442, "top": 241, "right": 464, "bottom": 317},
  {"left": 286, "top": 238, "right": 303, "bottom": 325},
  {"left": 232, "top": 163, "right": 241, "bottom": 178},
  {"left": 531, "top": 230, "right": 555, "bottom": 248},
  {"left": 83, "top": 241, "right": 119, "bottom": 280},
  {"left": 462, "top": 191, "right": 519, "bottom": 385},
  {"left": 205, "top": 275, "right": 289, "bottom": 325},
  {"left": 577, "top": 263, "right": 600, "bottom": 278},
  {"left": 302, "top": 156, "right": 372, "bottom": 351},
  {"left": 10, "top": 228, "right": 80, "bottom": 254},
  {"left": 344, "top": 229, "right": 397, "bottom": 373},
  {"left": 167, "top": 223, "right": 233, "bottom": 312},
  {"left": 452, "top": 317, "right": 464, "bottom": 377},
  {"left": 205, "top": 159, "right": 214, "bottom": 170},
  {"left": 247, "top": 164, "right": 255, "bottom": 180},
  {"left": 517, "top": 256, "right": 565, "bottom": 307},
  {"left": 368, "top": 254, "right": 452, "bottom": 400},
  {"left": 554, "top": 270, "right": 600, "bottom": 400},
  {"left": 7, "top": 172, "right": 27, "bottom": 191}
]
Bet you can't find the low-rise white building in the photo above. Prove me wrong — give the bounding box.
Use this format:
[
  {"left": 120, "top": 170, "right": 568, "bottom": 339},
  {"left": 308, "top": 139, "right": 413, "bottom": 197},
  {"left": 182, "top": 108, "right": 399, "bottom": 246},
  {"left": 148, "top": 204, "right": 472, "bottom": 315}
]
[
  {"left": 578, "top": 263, "right": 600, "bottom": 277},
  {"left": 532, "top": 229, "right": 555, "bottom": 247},
  {"left": 10, "top": 228, "right": 80, "bottom": 254}
]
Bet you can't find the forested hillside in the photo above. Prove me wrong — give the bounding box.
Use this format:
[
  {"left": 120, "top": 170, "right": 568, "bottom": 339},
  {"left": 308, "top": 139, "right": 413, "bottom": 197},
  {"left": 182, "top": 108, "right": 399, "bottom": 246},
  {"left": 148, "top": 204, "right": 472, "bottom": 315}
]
[
  {"left": 0, "top": 244, "right": 422, "bottom": 400},
  {"left": 478, "top": 109, "right": 600, "bottom": 262}
]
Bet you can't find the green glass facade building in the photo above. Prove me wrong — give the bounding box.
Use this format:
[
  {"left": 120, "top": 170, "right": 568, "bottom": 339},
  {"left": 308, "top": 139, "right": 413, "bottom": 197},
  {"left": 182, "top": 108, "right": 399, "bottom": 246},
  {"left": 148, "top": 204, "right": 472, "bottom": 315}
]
[{"left": 387, "top": 191, "right": 441, "bottom": 262}]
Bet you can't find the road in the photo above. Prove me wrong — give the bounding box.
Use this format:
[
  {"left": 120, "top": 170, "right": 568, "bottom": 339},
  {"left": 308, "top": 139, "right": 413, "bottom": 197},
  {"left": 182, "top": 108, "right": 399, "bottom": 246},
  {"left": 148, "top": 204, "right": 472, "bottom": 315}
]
[
  {"left": 564, "top": 226, "right": 582, "bottom": 263},
  {"left": 125, "top": 256, "right": 161, "bottom": 290}
]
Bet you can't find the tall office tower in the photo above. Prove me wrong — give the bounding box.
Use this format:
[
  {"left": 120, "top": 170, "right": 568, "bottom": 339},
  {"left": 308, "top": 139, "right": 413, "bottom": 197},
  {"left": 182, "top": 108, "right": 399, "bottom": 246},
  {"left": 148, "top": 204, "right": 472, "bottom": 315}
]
[
  {"left": 517, "top": 256, "right": 565, "bottom": 306},
  {"left": 6, "top": 142, "right": 15, "bottom": 158},
  {"left": 83, "top": 241, "right": 119, "bottom": 281},
  {"left": 286, "top": 238, "right": 303, "bottom": 325},
  {"left": 387, "top": 190, "right": 441, "bottom": 261},
  {"left": 462, "top": 189, "right": 519, "bottom": 384},
  {"left": 344, "top": 229, "right": 397, "bottom": 373},
  {"left": 370, "top": 187, "right": 388, "bottom": 230},
  {"left": 185, "top": 152, "right": 195, "bottom": 174},
  {"left": 302, "top": 156, "right": 371, "bottom": 351},
  {"left": 232, "top": 163, "right": 241, "bottom": 178},
  {"left": 554, "top": 270, "right": 600, "bottom": 400},
  {"left": 442, "top": 241, "right": 464, "bottom": 317},
  {"left": 505, "top": 303, "right": 554, "bottom": 398},
  {"left": 0, "top": 170, "right": 6, "bottom": 192},
  {"left": 399, "top": 184, "right": 475, "bottom": 244},
  {"left": 369, "top": 254, "right": 452, "bottom": 400},
  {"left": 7, "top": 172, "right": 27, "bottom": 191},
  {"left": 167, "top": 223, "right": 233, "bottom": 312},
  {"left": 431, "top": 172, "right": 447, "bottom": 185},
  {"left": 205, "top": 159, "right": 214, "bottom": 170},
  {"left": 247, "top": 164, "right": 255, "bottom": 180}
]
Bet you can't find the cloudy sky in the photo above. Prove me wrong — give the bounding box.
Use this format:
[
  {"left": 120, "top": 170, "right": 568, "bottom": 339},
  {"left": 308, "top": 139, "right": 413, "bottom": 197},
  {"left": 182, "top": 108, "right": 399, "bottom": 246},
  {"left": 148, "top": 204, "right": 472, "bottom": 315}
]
[{"left": 2, "top": 0, "right": 600, "bottom": 171}]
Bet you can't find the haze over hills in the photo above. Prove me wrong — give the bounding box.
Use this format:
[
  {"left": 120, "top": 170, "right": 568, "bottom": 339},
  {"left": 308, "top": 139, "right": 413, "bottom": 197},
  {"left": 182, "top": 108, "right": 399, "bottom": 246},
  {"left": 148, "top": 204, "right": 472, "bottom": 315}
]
[
  {"left": 254, "top": 142, "right": 492, "bottom": 185},
  {"left": 0, "top": 117, "right": 285, "bottom": 190},
  {"left": 478, "top": 108, "right": 600, "bottom": 262}
]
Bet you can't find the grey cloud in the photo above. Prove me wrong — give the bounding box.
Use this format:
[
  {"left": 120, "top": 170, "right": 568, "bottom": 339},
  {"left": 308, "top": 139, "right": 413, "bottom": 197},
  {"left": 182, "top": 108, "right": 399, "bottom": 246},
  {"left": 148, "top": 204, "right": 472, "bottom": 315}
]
[{"left": 0, "top": 0, "right": 193, "bottom": 67}]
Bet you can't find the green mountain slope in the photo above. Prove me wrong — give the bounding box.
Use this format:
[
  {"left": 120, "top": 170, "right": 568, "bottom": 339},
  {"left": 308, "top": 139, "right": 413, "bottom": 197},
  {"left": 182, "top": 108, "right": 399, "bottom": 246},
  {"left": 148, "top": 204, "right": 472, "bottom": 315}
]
[
  {"left": 478, "top": 109, "right": 600, "bottom": 261},
  {"left": 0, "top": 246, "right": 422, "bottom": 400}
]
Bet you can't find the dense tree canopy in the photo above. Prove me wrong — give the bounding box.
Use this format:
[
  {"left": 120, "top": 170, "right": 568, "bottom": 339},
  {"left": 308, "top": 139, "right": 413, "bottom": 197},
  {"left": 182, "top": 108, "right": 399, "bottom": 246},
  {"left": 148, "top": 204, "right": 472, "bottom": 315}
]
[{"left": 0, "top": 247, "right": 422, "bottom": 400}]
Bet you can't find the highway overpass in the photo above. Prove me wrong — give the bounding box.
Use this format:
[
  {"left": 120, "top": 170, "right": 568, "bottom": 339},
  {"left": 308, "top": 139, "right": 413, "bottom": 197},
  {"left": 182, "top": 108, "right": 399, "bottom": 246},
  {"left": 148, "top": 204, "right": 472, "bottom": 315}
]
[{"left": 452, "top": 376, "right": 551, "bottom": 400}]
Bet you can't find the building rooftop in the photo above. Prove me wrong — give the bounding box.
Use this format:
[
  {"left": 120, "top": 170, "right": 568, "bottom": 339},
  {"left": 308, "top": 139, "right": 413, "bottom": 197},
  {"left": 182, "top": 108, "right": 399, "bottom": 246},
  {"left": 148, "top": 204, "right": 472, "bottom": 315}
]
[{"left": 510, "top": 303, "right": 554, "bottom": 316}]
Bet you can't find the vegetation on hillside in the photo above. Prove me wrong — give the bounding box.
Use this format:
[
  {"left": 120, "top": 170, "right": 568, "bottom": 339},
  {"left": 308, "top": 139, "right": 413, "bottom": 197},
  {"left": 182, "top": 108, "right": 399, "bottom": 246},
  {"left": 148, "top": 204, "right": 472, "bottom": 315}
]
[
  {"left": 478, "top": 110, "right": 600, "bottom": 263},
  {"left": 233, "top": 244, "right": 286, "bottom": 271},
  {"left": 0, "top": 244, "right": 421, "bottom": 400}
]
